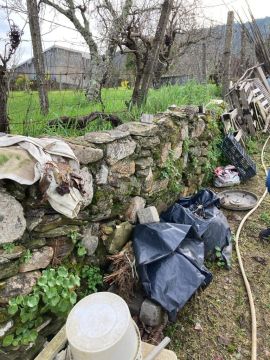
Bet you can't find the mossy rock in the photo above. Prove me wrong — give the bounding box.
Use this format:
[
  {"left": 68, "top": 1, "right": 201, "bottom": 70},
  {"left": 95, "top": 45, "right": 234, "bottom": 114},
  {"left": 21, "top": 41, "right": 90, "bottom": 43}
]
[
  {"left": 0, "top": 260, "right": 19, "bottom": 281},
  {"left": 22, "top": 238, "right": 46, "bottom": 250}
]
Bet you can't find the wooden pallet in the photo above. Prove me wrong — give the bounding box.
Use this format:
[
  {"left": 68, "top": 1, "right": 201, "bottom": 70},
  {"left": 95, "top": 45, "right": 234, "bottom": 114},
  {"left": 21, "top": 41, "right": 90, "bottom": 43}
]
[{"left": 225, "top": 65, "right": 270, "bottom": 136}]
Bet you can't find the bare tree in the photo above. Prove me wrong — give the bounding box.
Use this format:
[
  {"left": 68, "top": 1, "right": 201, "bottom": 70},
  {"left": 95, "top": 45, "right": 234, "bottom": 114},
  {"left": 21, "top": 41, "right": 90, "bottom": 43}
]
[
  {"left": 0, "top": 23, "right": 22, "bottom": 133},
  {"left": 103, "top": 0, "right": 206, "bottom": 105},
  {"left": 152, "top": 0, "right": 204, "bottom": 86},
  {"left": 26, "top": 0, "right": 49, "bottom": 114},
  {"left": 134, "top": 0, "right": 173, "bottom": 105},
  {"left": 41, "top": 0, "right": 133, "bottom": 102},
  {"left": 103, "top": 0, "right": 173, "bottom": 105}
]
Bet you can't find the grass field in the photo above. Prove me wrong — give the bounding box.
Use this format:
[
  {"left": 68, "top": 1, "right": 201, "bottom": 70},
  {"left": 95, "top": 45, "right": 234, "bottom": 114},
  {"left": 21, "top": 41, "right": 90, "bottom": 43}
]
[{"left": 8, "top": 82, "right": 221, "bottom": 137}]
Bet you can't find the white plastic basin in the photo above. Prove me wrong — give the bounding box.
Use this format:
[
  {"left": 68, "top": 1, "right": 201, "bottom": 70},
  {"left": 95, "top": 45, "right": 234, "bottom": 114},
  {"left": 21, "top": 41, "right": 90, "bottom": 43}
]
[{"left": 66, "top": 292, "right": 142, "bottom": 360}]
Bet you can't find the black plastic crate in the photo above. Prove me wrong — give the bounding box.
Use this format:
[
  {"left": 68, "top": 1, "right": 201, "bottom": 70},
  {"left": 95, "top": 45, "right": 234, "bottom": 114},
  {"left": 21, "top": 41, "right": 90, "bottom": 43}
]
[{"left": 222, "top": 134, "right": 257, "bottom": 181}]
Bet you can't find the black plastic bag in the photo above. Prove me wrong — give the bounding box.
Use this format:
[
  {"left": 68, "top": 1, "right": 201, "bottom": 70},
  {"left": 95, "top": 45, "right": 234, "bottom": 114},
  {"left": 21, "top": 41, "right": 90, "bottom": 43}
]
[
  {"left": 161, "top": 189, "right": 232, "bottom": 266},
  {"left": 133, "top": 223, "right": 212, "bottom": 318}
]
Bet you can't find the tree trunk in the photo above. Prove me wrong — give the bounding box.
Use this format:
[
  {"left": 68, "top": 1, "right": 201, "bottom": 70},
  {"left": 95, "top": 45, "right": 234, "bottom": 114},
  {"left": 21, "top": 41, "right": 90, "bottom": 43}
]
[
  {"left": 153, "top": 61, "right": 164, "bottom": 89},
  {"left": 26, "top": 0, "right": 49, "bottom": 115},
  {"left": 222, "top": 11, "right": 234, "bottom": 98},
  {"left": 0, "top": 65, "right": 9, "bottom": 133},
  {"left": 85, "top": 54, "right": 104, "bottom": 102},
  {"left": 103, "top": 0, "right": 133, "bottom": 88},
  {"left": 153, "top": 49, "right": 171, "bottom": 88},
  {"left": 131, "top": 0, "right": 173, "bottom": 107},
  {"left": 131, "top": 70, "right": 143, "bottom": 105},
  {"left": 202, "top": 43, "right": 207, "bottom": 83}
]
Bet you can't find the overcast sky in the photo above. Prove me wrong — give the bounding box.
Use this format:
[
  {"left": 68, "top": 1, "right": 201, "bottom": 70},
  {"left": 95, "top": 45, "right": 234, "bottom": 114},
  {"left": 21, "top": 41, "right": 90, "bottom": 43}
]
[{"left": 0, "top": 0, "right": 270, "bottom": 65}]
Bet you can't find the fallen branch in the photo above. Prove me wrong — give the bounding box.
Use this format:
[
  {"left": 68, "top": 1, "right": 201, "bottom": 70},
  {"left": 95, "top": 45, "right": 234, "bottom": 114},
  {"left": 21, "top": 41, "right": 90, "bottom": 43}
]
[{"left": 48, "top": 112, "right": 123, "bottom": 129}]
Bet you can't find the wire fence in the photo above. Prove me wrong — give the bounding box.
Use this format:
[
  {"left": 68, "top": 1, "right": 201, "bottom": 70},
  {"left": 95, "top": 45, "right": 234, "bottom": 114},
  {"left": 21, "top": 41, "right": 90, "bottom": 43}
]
[
  {"left": 6, "top": 33, "right": 223, "bottom": 139},
  {"left": 6, "top": 79, "right": 222, "bottom": 139},
  {"left": 0, "top": 3, "right": 225, "bottom": 137},
  {"left": 7, "top": 85, "right": 135, "bottom": 137}
]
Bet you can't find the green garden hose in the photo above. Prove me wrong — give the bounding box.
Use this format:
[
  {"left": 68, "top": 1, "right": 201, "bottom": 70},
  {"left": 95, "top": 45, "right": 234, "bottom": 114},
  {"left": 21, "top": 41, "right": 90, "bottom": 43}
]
[{"left": 234, "top": 135, "right": 270, "bottom": 360}]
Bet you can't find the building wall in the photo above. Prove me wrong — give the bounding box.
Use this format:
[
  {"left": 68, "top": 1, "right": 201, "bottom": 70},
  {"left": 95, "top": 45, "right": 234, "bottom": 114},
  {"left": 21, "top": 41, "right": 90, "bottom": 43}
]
[{"left": 15, "top": 46, "right": 90, "bottom": 88}]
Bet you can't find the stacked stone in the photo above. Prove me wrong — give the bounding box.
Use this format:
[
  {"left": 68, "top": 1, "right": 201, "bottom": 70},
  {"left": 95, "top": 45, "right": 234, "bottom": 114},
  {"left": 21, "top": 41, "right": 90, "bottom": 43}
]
[{"left": 0, "top": 106, "right": 217, "bottom": 358}]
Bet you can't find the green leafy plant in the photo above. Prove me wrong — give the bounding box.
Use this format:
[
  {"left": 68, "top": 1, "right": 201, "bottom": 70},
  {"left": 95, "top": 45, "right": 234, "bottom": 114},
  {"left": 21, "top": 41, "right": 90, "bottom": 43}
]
[
  {"left": 69, "top": 230, "right": 80, "bottom": 244},
  {"left": 76, "top": 243, "right": 87, "bottom": 257},
  {"left": 4, "top": 266, "right": 80, "bottom": 347},
  {"left": 3, "top": 264, "right": 103, "bottom": 348},
  {"left": 68, "top": 230, "right": 87, "bottom": 257},
  {"left": 246, "top": 137, "right": 258, "bottom": 155},
  {"left": 160, "top": 150, "right": 183, "bottom": 194},
  {"left": 202, "top": 119, "right": 223, "bottom": 183},
  {"left": 215, "top": 246, "right": 226, "bottom": 268},
  {"left": 6, "top": 294, "right": 40, "bottom": 347},
  {"left": 183, "top": 138, "right": 192, "bottom": 153},
  {"left": 2, "top": 243, "right": 15, "bottom": 253},
  {"left": 260, "top": 211, "right": 270, "bottom": 224},
  {"left": 37, "top": 267, "right": 80, "bottom": 315},
  {"left": 80, "top": 265, "right": 103, "bottom": 293},
  {"left": 21, "top": 249, "right": 32, "bottom": 263},
  {"left": 191, "top": 155, "right": 199, "bottom": 169}
]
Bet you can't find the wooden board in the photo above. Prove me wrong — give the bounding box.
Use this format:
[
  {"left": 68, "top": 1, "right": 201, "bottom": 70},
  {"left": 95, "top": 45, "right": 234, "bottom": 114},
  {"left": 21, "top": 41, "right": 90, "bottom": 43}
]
[
  {"left": 255, "top": 66, "right": 270, "bottom": 94},
  {"left": 239, "top": 89, "right": 256, "bottom": 136},
  {"left": 35, "top": 326, "right": 66, "bottom": 360}
]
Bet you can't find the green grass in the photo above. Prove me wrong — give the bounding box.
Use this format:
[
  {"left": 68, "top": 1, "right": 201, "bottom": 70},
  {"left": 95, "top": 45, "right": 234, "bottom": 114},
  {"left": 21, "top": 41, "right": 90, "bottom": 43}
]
[
  {"left": 8, "top": 81, "right": 221, "bottom": 137},
  {"left": 260, "top": 211, "right": 270, "bottom": 224}
]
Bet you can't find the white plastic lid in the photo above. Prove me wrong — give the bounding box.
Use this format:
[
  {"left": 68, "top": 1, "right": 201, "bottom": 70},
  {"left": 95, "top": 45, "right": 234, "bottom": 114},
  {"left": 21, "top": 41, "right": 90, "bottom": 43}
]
[{"left": 66, "top": 292, "right": 131, "bottom": 353}]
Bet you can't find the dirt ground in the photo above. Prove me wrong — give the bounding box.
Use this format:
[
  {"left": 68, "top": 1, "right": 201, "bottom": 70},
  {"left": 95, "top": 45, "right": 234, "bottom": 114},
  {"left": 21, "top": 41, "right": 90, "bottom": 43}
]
[{"left": 165, "top": 137, "right": 270, "bottom": 360}]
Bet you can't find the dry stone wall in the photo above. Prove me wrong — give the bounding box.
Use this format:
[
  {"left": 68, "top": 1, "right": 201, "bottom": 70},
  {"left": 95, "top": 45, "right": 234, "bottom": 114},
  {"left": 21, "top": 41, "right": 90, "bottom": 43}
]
[{"left": 0, "top": 106, "right": 222, "bottom": 359}]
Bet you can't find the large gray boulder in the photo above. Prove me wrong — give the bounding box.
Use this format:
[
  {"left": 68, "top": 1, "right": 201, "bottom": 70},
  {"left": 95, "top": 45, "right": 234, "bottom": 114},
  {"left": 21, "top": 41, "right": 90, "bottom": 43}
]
[
  {"left": 0, "top": 271, "right": 41, "bottom": 304},
  {"left": 0, "top": 190, "right": 26, "bottom": 245},
  {"left": 139, "top": 299, "right": 166, "bottom": 327},
  {"left": 125, "top": 196, "right": 146, "bottom": 223},
  {"left": 106, "top": 139, "right": 136, "bottom": 165},
  {"left": 81, "top": 225, "right": 99, "bottom": 256},
  {"left": 19, "top": 246, "right": 54, "bottom": 272}
]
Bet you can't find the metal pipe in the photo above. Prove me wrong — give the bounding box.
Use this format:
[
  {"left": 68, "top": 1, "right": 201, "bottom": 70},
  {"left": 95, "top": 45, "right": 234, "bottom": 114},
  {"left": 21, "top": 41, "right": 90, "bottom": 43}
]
[{"left": 144, "top": 337, "right": 171, "bottom": 360}]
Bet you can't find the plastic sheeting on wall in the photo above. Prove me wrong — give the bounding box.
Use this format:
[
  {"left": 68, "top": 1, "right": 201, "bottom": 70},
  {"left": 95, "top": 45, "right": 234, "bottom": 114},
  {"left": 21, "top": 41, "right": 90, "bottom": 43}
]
[
  {"left": 161, "top": 189, "right": 232, "bottom": 266},
  {"left": 133, "top": 223, "right": 212, "bottom": 319}
]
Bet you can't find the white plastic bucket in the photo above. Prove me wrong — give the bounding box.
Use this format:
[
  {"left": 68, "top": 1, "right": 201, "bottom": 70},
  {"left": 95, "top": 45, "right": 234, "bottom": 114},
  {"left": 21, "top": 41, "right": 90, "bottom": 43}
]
[{"left": 66, "top": 292, "right": 142, "bottom": 360}]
